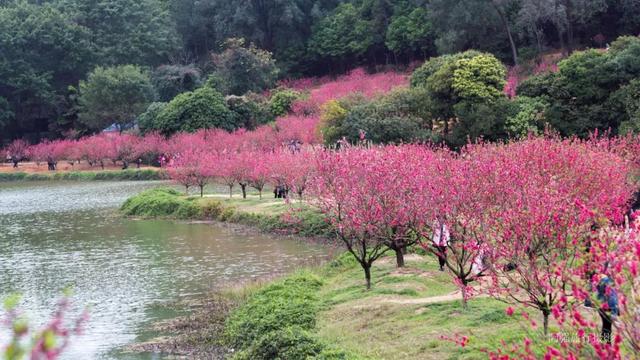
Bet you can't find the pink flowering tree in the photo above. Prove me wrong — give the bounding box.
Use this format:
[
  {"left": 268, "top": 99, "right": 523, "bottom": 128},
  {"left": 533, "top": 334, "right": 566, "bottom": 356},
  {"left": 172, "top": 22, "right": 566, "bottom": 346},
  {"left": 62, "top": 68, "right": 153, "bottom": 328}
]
[
  {"left": 2, "top": 294, "right": 88, "bottom": 360},
  {"left": 484, "top": 138, "right": 636, "bottom": 335},
  {"left": 167, "top": 148, "right": 213, "bottom": 196},
  {"left": 5, "top": 139, "right": 29, "bottom": 168}
]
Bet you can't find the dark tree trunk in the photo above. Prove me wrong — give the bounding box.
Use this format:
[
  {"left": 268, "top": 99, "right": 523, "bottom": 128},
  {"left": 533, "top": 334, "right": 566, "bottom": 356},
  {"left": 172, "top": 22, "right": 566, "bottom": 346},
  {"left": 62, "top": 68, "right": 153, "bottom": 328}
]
[
  {"left": 12, "top": 160, "right": 18, "bottom": 168},
  {"left": 461, "top": 284, "right": 469, "bottom": 310},
  {"left": 122, "top": 160, "right": 128, "bottom": 170},
  {"left": 543, "top": 310, "right": 550, "bottom": 335},
  {"left": 395, "top": 248, "right": 405, "bottom": 268},
  {"left": 364, "top": 264, "right": 372, "bottom": 290},
  {"left": 229, "top": 185, "right": 233, "bottom": 198},
  {"left": 241, "top": 184, "right": 247, "bottom": 199},
  {"left": 259, "top": 189, "right": 262, "bottom": 199},
  {"left": 492, "top": 1, "right": 518, "bottom": 65},
  {"left": 100, "top": 160, "right": 105, "bottom": 170},
  {"left": 199, "top": 185, "right": 204, "bottom": 198}
]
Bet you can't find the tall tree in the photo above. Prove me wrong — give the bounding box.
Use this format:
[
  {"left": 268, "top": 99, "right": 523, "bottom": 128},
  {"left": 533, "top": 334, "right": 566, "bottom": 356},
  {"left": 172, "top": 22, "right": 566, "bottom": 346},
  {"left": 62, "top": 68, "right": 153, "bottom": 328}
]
[
  {"left": 58, "top": 0, "right": 180, "bottom": 66},
  {"left": 0, "top": 1, "right": 93, "bottom": 142},
  {"left": 78, "top": 65, "right": 155, "bottom": 132}
]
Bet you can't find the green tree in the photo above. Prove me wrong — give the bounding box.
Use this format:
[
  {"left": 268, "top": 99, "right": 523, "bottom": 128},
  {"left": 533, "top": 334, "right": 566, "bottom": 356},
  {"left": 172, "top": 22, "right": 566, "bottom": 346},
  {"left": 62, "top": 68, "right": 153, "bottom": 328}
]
[
  {"left": 385, "top": 7, "right": 434, "bottom": 60},
  {"left": 78, "top": 65, "right": 155, "bottom": 132},
  {"left": 452, "top": 54, "right": 507, "bottom": 102},
  {"left": 59, "top": 0, "right": 180, "bottom": 66},
  {"left": 309, "top": 3, "right": 375, "bottom": 66},
  {"left": 518, "top": 36, "right": 640, "bottom": 137},
  {"left": 154, "top": 86, "right": 236, "bottom": 134},
  {"left": 137, "top": 102, "right": 168, "bottom": 134},
  {"left": 152, "top": 64, "right": 202, "bottom": 102},
  {"left": 0, "top": 1, "right": 93, "bottom": 141},
  {"left": 211, "top": 38, "right": 280, "bottom": 95}
]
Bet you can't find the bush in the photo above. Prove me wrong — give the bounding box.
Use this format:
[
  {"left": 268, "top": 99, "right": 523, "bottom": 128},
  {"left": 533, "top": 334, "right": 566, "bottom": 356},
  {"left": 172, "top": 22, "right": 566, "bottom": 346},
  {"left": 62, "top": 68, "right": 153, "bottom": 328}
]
[
  {"left": 137, "top": 102, "right": 168, "bottom": 134},
  {"left": 120, "top": 188, "right": 201, "bottom": 218},
  {"left": 232, "top": 326, "right": 324, "bottom": 360},
  {"left": 78, "top": 65, "right": 155, "bottom": 132},
  {"left": 269, "top": 89, "right": 301, "bottom": 117},
  {"left": 151, "top": 64, "right": 202, "bottom": 102},
  {"left": 319, "top": 88, "right": 433, "bottom": 145},
  {"left": 224, "top": 271, "right": 323, "bottom": 350},
  {"left": 211, "top": 38, "right": 279, "bottom": 95},
  {"left": 154, "top": 86, "right": 237, "bottom": 135},
  {"left": 226, "top": 94, "right": 274, "bottom": 129}
]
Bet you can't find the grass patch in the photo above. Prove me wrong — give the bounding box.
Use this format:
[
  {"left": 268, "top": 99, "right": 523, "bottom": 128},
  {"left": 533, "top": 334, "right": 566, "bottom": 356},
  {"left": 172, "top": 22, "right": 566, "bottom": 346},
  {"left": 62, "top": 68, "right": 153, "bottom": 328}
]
[
  {"left": 121, "top": 189, "right": 334, "bottom": 237},
  {"left": 0, "top": 169, "right": 167, "bottom": 182},
  {"left": 120, "top": 188, "right": 201, "bottom": 219},
  {"left": 224, "top": 271, "right": 361, "bottom": 360}
]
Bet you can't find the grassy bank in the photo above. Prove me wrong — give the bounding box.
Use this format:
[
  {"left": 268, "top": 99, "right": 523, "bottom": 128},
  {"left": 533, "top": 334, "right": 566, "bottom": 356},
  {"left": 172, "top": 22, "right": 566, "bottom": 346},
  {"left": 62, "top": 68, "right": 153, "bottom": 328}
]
[
  {"left": 148, "top": 252, "right": 553, "bottom": 360},
  {"left": 123, "top": 188, "right": 561, "bottom": 359},
  {"left": 0, "top": 168, "right": 167, "bottom": 182},
  {"left": 120, "top": 188, "right": 333, "bottom": 238}
]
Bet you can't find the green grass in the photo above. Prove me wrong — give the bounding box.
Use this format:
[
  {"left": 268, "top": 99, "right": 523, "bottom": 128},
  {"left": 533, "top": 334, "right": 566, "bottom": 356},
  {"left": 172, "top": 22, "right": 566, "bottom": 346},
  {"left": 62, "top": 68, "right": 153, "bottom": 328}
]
[
  {"left": 0, "top": 169, "right": 167, "bottom": 182},
  {"left": 220, "top": 252, "right": 548, "bottom": 360},
  {"left": 120, "top": 188, "right": 202, "bottom": 219},
  {"left": 121, "top": 188, "right": 334, "bottom": 237}
]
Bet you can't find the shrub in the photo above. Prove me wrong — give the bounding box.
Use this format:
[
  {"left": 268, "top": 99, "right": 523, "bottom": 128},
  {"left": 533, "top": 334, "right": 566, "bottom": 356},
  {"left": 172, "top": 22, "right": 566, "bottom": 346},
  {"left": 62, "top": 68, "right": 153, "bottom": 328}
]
[
  {"left": 78, "top": 65, "right": 155, "bottom": 132},
  {"left": 224, "top": 271, "right": 323, "bottom": 350},
  {"left": 269, "top": 89, "right": 301, "bottom": 117},
  {"left": 154, "top": 86, "right": 237, "bottom": 135},
  {"left": 211, "top": 38, "right": 279, "bottom": 95},
  {"left": 226, "top": 94, "right": 274, "bottom": 129},
  {"left": 232, "top": 326, "right": 324, "bottom": 360},
  {"left": 137, "top": 102, "right": 168, "bottom": 134},
  {"left": 151, "top": 64, "right": 202, "bottom": 102},
  {"left": 120, "top": 188, "right": 200, "bottom": 218}
]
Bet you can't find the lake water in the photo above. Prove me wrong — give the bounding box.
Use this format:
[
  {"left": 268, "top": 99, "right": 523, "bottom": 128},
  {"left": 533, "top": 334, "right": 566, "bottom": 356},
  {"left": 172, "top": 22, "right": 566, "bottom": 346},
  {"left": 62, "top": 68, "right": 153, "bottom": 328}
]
[{"left": 0, "top": 181, "right": 326, "bottom": 359}]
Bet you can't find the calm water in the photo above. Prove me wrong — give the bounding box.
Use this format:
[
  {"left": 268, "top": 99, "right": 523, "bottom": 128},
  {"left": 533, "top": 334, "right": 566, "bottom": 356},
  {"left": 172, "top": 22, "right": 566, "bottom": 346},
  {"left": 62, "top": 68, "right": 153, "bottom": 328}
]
[{"left": 0, "top": 181, "right": 326, "bottom": 359}]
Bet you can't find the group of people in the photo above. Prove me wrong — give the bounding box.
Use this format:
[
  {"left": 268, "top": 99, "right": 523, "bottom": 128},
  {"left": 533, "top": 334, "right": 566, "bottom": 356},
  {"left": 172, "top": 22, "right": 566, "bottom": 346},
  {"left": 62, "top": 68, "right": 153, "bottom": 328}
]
[{"left": 430, "top": 219, "right": 618, "bottom": 345}]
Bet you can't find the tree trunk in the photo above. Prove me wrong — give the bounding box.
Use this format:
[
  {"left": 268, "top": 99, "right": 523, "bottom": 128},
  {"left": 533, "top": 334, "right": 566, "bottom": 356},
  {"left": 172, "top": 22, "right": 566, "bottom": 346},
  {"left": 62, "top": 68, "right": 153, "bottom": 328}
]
[
  {"left": 492, "top": 1, "right": 518, "bottom": 65},
  {"left": 395, "top": 247, "right": 405, "bottom": 268},
  {"left": 461, "top": 286, "right": 468, "bottom": 310},
  {"left": 185, "top": 185, "right": 189, "bottom": 195},
  {"left": 241, "top": 184, "right": 247, "bottom": 199},
  {"left": 100, "top": 160, "right": 105, "bottom": 170},
  {"left": 543, "top": 311, "right": 550, "bottom": 335},
  {"left": 200, "top": 185, "right": 204, "bottom": 198},
  {"left": 364, "top": 264, "right": 372, "bottom": 290},
  {"left": 229, "top": 185, "right": 233, "bottom": 198},
  {"left": 564, "top": 0, "right": 575, "bottom": 54},
  {"left": 259, "top": 189, "right": 262, "bottom": 199}
]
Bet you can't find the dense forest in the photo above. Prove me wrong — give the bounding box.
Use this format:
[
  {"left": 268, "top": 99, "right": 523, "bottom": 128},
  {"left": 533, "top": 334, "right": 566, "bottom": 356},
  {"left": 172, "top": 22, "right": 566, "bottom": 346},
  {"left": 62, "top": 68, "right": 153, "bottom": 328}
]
[{"left": 1, "top": 0, "right": 639, "bottom": 143}]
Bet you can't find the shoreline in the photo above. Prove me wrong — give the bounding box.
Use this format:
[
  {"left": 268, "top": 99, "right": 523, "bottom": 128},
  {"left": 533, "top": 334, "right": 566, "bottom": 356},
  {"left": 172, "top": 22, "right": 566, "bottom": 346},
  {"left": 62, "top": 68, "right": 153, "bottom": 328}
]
[{"left": 0, "top": 168, "right": 168, "bottom": 182}]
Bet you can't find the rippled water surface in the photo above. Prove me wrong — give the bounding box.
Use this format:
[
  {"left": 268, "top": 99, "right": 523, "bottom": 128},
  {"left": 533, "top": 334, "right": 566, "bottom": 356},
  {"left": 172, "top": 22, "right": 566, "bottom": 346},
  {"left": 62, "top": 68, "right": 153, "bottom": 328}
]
[{"left": 0, "top": 181, "right": 326, "bottom": 359}]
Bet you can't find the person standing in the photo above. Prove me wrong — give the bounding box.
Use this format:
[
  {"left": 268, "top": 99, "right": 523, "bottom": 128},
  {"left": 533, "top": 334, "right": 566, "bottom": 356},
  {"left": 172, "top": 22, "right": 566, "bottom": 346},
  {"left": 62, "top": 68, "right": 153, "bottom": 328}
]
[
  {"left": 432, "top": 219, "right": 450, "bottom": 271},
  {"left": 596, "top": 275, "right": 619, "bottom": 344}
]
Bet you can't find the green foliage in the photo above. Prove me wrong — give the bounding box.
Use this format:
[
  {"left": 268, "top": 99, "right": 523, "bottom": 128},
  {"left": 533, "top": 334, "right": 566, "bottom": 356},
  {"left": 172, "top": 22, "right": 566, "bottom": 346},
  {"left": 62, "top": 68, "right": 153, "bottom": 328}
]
[
  {"left": 226, "top": 94, "right": 274, "bottom": 129},
  {"left": 78, "top": 65, "right": 155, "bottom": 131},
  {"left": 154, "top": 86, "right": 236, "bottom": 135},
  {"left": 120, "top": 188, "right": 201, "bottom": 219},
  {"left": 137, "top": 102, "right": 168, "bottom": 134},
  {"left": 269, "top": 89, "right": 301, "bottom": 117},
  {"left": 518, "top": 36, "right": 640, "bottom": 137},
  {"left": 320, "top": 88, "right": 433, "bottom": 145},
  {"left": 448, "top": 99, "right": 515, "bottom": 147},
  {"left": 232, "top": 326, "right": 324, "bottom": 360},
  {"left": 0, "top": 1, "right": 93, "bottom": 141},
  {"left": 309, "top": 3, "right": 375, "bottom": 60},
  {"left": 212, "top": 38, "right": 280, "bottom": 95},
  {"left": 58, "top": 0, "right": 179, "bottom": 66},
  {"left": 506, "top": 96, "right": 549, "bottom": 137},
  {"left": 0, "top": 169, "right": 166, "bottom": 183},
  {"left": 452, "top": 54, "right": 506, "bottom": 102},
  {"left": 616, "top": 79, "right": 640, "bottom": 134},
  {"left": 385, "top": 7, "right": 433, "bottom": 58},
  {"left": 151, "top": 64, "right": 202, "bottom": 102},
  {"left": 225, "top": 271, "right": 323, "bottom": 350}
]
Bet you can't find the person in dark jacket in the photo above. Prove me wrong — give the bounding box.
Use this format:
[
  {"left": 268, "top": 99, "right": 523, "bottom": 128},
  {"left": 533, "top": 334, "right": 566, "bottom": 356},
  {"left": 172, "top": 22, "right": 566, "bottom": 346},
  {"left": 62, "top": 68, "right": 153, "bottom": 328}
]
[{"left": 596, "top": 276, "right": 619, "bottom": 344}]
